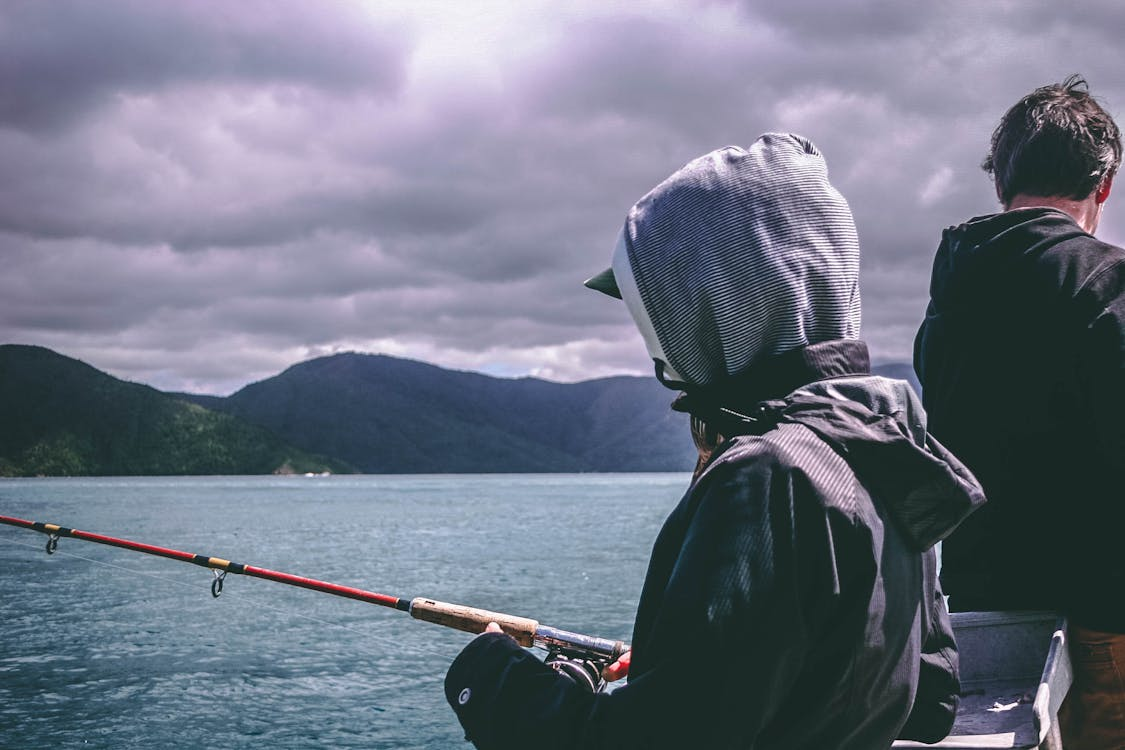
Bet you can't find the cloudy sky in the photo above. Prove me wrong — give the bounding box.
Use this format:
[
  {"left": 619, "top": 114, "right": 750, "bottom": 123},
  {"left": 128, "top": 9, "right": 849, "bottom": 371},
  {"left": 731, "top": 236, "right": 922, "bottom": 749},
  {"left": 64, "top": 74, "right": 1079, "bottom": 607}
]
[{"left": 3, "top": 0, "right": 1124, "bottom": 394}]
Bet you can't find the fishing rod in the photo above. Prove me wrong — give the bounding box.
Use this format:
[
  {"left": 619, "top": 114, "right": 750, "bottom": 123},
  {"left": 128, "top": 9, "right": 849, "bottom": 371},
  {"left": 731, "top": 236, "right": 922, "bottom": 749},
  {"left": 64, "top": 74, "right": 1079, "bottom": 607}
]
[{"left": 0, "top": 513, "right": 628, "bottom": 690}]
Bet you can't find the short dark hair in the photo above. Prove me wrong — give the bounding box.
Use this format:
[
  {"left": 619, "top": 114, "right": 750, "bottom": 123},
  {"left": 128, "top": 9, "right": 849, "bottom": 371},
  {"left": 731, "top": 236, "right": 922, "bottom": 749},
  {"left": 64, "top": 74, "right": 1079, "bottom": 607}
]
[{"left": 983, "top": 75, "right": 1122, "bottom": 205}]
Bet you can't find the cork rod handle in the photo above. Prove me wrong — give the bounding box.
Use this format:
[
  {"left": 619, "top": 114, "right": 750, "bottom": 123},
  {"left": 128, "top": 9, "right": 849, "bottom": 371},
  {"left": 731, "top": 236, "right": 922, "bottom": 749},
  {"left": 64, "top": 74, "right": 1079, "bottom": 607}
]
[{"left": 408, "top": 597, "right": 538, "bottom": 647}]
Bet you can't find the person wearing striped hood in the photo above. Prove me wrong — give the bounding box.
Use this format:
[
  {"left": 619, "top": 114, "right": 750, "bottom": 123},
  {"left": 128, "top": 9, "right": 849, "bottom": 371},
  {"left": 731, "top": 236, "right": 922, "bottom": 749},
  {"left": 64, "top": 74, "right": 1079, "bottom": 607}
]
[{"left": 445, "top": 134, "right": 984, "bottom": 749}]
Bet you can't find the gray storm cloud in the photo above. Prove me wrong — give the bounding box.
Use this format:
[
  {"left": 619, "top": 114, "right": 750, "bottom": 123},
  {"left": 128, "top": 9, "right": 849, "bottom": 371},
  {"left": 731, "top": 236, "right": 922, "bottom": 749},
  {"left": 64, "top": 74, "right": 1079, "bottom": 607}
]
[
  {"left": 0, "top": 0, "right": 408, "bottom": 132},
  {"left": 2, "top": 0, "right": 1124, "bottom": 393}
]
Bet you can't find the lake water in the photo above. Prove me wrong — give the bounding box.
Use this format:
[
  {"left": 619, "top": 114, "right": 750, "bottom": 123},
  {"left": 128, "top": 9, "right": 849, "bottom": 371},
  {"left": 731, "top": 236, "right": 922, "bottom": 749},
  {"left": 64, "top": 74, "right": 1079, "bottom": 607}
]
[{"left": 0, "top": 474, "right": 688, "bottom": 749}]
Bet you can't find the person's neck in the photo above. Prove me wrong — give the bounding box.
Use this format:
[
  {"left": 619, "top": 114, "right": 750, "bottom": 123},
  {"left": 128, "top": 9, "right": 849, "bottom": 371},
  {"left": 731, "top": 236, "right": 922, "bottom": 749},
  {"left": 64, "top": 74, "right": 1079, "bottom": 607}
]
[{"left": 1005, "top": 193, "right": 1102, "bottom": 234}]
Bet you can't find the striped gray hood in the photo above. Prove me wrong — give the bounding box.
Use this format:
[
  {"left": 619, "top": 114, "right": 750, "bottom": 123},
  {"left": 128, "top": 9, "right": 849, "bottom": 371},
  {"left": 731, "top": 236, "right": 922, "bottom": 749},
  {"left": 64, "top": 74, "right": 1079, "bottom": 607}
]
[{"left": 620, "top": 133, "right": 861, "bottom": 388}]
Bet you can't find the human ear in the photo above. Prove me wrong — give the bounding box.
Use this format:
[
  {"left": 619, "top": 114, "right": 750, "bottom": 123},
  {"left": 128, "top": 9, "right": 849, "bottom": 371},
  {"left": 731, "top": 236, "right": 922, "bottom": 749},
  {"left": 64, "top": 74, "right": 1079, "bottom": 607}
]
[{"left": 1095, "top": 175, "right": 1114, "bottom": 204}]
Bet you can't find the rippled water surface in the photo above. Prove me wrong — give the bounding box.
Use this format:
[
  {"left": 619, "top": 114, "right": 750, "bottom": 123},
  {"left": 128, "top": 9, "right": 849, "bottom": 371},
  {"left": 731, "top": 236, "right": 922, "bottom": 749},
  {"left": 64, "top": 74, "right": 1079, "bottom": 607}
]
[{"left": 0, "top": 474, "right": 687, "bottom": 749}]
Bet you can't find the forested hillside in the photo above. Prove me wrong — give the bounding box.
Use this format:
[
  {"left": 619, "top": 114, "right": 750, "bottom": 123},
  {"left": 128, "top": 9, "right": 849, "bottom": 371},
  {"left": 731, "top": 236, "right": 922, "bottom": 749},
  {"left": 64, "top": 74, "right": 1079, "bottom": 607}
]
[{"left": 0, "top": 345, "right": 348, "bottom": 476}]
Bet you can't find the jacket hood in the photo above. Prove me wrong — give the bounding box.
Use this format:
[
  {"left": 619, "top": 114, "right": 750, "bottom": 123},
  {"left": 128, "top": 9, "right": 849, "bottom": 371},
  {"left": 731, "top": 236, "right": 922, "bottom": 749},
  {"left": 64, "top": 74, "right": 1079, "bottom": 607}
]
[
  {"left": 690, "top": 342, "right": 984, "bottom": 552},
  {"left": 680, "top": 340, "right": 984, "bottom": 550},
  {"left": 927, "top": 207, "right": 1088, "bottom": 314},
  {"left": 768, "top": 377, "right": 984, "bottom": 551}
]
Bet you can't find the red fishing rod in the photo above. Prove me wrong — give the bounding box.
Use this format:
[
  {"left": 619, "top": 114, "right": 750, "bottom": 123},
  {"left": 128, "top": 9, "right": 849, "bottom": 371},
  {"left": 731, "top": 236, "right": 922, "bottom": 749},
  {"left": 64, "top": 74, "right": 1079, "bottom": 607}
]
[{"left": 0, "top": 513, "right": 627, "bottom": 688}]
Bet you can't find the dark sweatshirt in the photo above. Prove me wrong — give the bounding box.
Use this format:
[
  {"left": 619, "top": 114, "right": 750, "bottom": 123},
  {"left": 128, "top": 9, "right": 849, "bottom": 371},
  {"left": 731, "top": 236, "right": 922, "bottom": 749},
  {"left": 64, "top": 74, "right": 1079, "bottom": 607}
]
[{"left": 915, "top": 207, "right": 1125, "bottom": 631}]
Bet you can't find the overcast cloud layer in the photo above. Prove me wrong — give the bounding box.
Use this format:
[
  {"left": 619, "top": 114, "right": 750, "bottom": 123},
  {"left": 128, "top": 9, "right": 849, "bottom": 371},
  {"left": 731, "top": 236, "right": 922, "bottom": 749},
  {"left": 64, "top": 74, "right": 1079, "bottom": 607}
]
[{"left": 3, "top": 0, "right": 1125, "bottom": 394}]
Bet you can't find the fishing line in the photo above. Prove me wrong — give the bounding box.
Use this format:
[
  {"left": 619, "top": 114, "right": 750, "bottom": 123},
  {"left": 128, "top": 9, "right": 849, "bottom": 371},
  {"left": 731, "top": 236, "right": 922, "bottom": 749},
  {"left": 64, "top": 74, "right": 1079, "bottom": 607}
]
[{"left": 0, "top": 533, "right": 454, "bottom": 665}]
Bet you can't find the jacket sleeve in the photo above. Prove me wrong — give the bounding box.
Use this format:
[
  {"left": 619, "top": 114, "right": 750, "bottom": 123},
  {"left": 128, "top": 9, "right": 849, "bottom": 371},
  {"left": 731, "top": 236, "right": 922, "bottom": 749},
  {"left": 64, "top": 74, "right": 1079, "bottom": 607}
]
[
  {"left": 897, "top": 547, "right": 960, "bottom": 743},
  {"left": 444, "top": 455, "right": 822, "bottom": 750}
]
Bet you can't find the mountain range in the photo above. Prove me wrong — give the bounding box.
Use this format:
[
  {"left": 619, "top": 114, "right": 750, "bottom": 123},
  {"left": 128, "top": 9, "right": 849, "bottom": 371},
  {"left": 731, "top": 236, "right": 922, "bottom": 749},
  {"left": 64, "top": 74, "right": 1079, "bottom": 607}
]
[
  {"left": 179, "top": 353, "right": 696, "bottom": 474},
  {"left": 0, "top": 344, "right": 920, "bottom": 476},
  {"left": 0, "top": 344, "right": 350, "bottom": 477}
]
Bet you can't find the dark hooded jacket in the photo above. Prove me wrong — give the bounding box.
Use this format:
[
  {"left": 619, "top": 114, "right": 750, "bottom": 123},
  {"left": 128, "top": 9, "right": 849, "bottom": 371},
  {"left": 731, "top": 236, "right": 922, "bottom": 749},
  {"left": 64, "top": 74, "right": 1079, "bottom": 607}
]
[
  {"left": 446, "top": 341, "right": 983, "bottom": 749},
  {"left": 914, "top": 208, "right": 1125, "bottom": 631}
]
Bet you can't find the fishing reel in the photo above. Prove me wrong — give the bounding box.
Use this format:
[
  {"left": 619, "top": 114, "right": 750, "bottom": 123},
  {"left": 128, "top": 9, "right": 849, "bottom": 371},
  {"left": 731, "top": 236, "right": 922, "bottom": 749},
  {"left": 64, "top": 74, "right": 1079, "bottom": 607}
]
[{"left": 545, "top": 649, "right": 607, "bottom": 693}]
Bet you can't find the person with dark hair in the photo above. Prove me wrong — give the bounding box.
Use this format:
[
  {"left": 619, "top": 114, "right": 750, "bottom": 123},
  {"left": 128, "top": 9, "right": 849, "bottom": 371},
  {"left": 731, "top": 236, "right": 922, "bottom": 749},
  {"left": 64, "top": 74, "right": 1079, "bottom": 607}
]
[
  {"left": 443, "top": 134, "right": 985, "bottom": 749},
  {"left": 984, "top": 75, "right": 1121, "bottom": 207},
  {"left": 915, "top": 75, "right": 1125, "bottom": 749}
]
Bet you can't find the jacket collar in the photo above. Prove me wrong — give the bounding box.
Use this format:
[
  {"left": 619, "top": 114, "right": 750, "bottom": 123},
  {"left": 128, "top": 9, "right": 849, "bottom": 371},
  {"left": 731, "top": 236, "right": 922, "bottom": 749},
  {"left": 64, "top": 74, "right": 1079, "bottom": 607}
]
[
  {"left": 672, "top": 340, "right": 870, "bottom": 416},
  {"left": 682, "top": 345, "right": 985, "bottom": 552}
]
